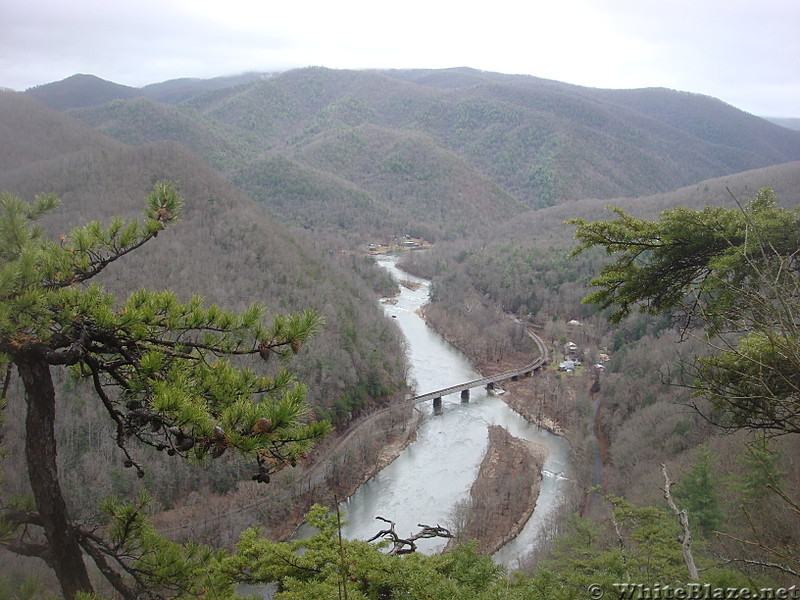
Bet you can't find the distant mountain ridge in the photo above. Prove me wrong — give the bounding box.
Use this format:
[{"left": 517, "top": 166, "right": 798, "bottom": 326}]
[
  {"left": 25, "top": 73, "right": 141, "bottom": 110},
  {"left": 766, "top": 117, "right": 800, "bottom": 131},
  {"left": 0, "top": 89, "right": 124, "bottom": 170},
  {"left": 24, "top": 72, "right": 269, "bottom": 110},
  {"left": 19, "top": 67, "right": 800, "bottom": 240}
]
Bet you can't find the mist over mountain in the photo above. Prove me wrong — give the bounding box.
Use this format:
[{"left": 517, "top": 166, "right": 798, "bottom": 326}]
[{"left": 766, "top": 116, "right": 800, "bottom": 131}]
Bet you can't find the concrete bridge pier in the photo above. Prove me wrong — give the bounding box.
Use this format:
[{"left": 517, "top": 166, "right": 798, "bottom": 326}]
[
  {"left": 433, "top": 397, "right": 443, "bottom": 415},
  {"left": 461, "top": 389, "right": 470, "bottom": 402}
]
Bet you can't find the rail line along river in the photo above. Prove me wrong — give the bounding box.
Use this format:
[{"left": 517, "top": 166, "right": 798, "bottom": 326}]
[{"left": 338, "top": 255, "right": 570, "bottom": 566}]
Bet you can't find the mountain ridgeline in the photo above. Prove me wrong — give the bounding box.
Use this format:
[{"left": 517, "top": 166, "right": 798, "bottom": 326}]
[
  {"left": 0, "top": 90, "right": 408, "bottom": 427},
  {"left": 5, "top": 66, "right": 800, "bottom": 591},
  {"left": 24, "top": 67, "right": 800, "bottom": 241},
  {"left": 6, "top": 65, "right": 800, "bottom": 429}
]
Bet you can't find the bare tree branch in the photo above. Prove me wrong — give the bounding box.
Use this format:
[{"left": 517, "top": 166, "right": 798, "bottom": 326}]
[
  {"left": 367, "top": 516, "right": 453, "bottom": 555},
  {"left": 661, "top": 463, "right": 699, "bottom": 580}
]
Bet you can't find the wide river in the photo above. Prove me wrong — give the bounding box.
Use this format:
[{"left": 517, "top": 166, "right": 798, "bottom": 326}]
[{"left": 339, "top": 255, "right": 570, "bottom": 567}]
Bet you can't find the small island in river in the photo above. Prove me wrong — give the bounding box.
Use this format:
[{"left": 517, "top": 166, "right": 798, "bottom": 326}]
[{"left": 447, "top": 424, "right": 548, "bottom": 555}]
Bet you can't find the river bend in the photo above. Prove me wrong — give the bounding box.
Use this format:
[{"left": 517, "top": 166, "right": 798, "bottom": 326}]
[{"left": 339, "top": 255, "right": 570, "bottom": 566}]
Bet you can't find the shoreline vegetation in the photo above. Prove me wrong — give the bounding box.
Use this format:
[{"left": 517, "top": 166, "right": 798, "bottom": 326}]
[
  {"left": 447, "top": 425, "right": 548, "bottom": 555},
  {"left": 151, "top": 399, "right": 424, "bottom": 544},
  {"left": 416, "top": 304, "right": 566, "bottom": 438},
  {"left": 411, "top": 303, "right": 572, "bottom": 556},
  {"left": 153, "top": 276, "right": 567, "bottom": 558}
]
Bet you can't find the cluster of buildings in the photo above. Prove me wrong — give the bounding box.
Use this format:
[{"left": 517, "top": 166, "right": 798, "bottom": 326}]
[
  {"left": 366, "top": 235, "right": 431, "bottom": 255},
  {"left": 558, "top": 337, "right": 611, "bottom": 373}
]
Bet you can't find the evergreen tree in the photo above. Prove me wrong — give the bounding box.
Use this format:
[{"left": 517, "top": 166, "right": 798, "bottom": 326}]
[
  {"left": 737, "top": 434, "right": 783, "bottom": 501},
  {"left": 221, "top": 504, "right": 509, "bottom": 600},
  {"left": 673, "top": 447, "right": 724, "bottom": 537},
  {"left": 0, "top": 184, "right": 329, "bottom": 600},
  {"left": 570, "top": 188, "right": 800, "bottom": 436},
  {"left": 571, "top": 190, "right": 800, "bottom": 575}
]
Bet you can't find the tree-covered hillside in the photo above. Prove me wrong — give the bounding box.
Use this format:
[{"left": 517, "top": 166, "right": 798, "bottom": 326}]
[
  {"left": 0, "top": 91, "right": 408, "bottom": 425},
  {"left": 0, "top": 94, "right": 415, "bottom": 589},
  {"left": 70, "top": 96, "right": 254, "bottom": 172},
  {"left": 24, "top": 73, "right": 141, "bottom": 110},
  {"left": 29, "top": 66, "right": 800, "bottom": 240},
  {"left": 6, "top": 67, "right": 800, "bottom": 596},
  {"left": 398, "top": 167, "right": 800, "bottom": 585},
  {"left": 401, "top": 161, "right": 800, "bottom": 350},
  {"left": 0, "top": 90, "right": 125, "bottom": 170}
]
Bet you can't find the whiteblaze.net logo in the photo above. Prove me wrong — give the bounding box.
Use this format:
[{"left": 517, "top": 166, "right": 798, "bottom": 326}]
[{"left": 586, "top": 583, "right": 800, "bottom": 600}]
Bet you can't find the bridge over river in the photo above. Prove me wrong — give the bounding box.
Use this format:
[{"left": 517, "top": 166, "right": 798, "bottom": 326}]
[{"left": 413, "top": 328, "right": 549, "bottom": 414}]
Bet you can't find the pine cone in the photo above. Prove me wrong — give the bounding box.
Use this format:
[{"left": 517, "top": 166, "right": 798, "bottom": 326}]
[
  {"left": 252, "top": 417, "right": 272, "bottom": 434},
  {"left": 211, "top": 442, "right": 227, "bottom": 459},
  {"left": 176, "top": 437, "right": 194, "bottom": 452}
]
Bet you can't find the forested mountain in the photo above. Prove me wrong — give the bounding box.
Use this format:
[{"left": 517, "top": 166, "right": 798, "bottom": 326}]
[
  {"left": 24, "top": 72, "right": 268, "bottom": 110},
  {"left": 0, "top": 90, "right": 407, "bottom": 422},
  {"left": 0, "top": 90, "right": 125, "bottom": 169},
  {"left": 403, "top": 160, "right": 800, "bottom": 328},
  {"left": 139, "top": 72, "right": 268, "bottom": 104},
  {"left": 25, "top": 73, "right": 142, "bottom": 110},
  {"left": 26, "top": 66, "right": 800, "bottom": 241},
  {"left": 391, "top": 162, "right": 800, "bottom": 591},
  {"left": 6, "top": 67, "right": 800, "bottom": 596},
  {"left": 0, "top": 88, "right": 414, "bottom": 564}
]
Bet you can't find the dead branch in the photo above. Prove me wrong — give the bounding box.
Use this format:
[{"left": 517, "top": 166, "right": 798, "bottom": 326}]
[
  {"left": 367, "top": 516, "right": 453, "bottom": 555},
  {"left": 715, "top": 555, "right": 800, "bottom": 578},
  {"left": 661, "top": 463, "right": 699, "bottom": 580}
]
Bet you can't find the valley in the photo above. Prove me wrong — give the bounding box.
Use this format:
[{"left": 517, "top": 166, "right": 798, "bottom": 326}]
[{"left": 1, "top": 66, "right": 800, "bottom": 596}]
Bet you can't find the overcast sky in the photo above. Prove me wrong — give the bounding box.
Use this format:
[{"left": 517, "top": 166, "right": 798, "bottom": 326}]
[{"left": 2, "top": 0, "right": 798, "bottom": 117}]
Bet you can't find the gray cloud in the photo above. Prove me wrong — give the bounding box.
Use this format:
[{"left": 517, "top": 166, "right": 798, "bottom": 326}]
[{"left": 2, "top": 0, "right": 797, "bottom": 117}]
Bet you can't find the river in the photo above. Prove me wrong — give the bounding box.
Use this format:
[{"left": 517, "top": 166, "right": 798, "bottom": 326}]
[{"left": 339, "top": 255, "right": 570, "bottom": 567}]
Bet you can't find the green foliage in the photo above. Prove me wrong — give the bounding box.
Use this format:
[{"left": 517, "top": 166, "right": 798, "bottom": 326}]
[
  {"left": 93, "top": 492, "right": 241, "bottom": 600},
  {"left": 736, "top": 434, "right": 783, "bottom": 501},
  {"left": 570, "top": 203, "right": 740, "bottom": 325},
  {"left": 571, "top": 188, "right": 800, "bottom": 325},
  {"left": 673, "top": 447, "right": 724, "bottom": 536},
  {"left": 530, "top": 499, "right": 760, "bottom": 598},
  {"left": 542, "top": 500, "right": 688, "bottom": 588},
  {"left": 0, "top": 573, "right": 57, "bottom": 600},
  {"left": 2, "top": 184, "right": 329, "bottom": 471},
  {"left": 571, "top": 188, "right": 800, "bottom": 435},
  {"left": 222, "top": 504, "right": 512, "bottom": 600},
  {"left": 0, "top": 185, "right": 330, "bottom": 599},
  {"left": 33, "top": 500, "right": 757, "bottom": 600}
]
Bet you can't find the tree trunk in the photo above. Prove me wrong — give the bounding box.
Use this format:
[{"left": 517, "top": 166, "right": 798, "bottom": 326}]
[
  {"left": 661, "top": 463, "right": 700, "bottom": 581},
  {"left": 18, "top": 357, "right": 94, "bottom": 600}
]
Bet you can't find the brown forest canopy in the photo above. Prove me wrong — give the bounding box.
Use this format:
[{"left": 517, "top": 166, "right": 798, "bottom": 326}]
[
  {"left": 21, "top": 66, "right": 800, "bottom": 240},
  {"left": 0, "top": 91, "right": 408, "bottom": 424}
]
